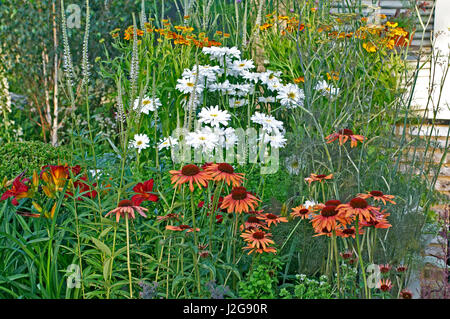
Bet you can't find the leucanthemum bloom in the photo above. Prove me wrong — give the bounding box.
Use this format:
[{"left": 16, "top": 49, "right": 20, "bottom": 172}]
[
  {"left": 229, "top": 97, "right": 247, "bottom": 108},
  {"left": 185, "top": 127, "right": 220, "bottom": 151},
  {"left": 276, "top": 83, "right": 305, "bottom": 108},
  {"left": 285, "top": 155, "right": 302, "bottom": 175},
  {"left": 315, "top": 80, "right": 340, "bottom": 96},
  {"left": 132, "top": 134, "right": 150, "bottom": 153},
  {"left": 176, "top": 76, "right": 204, "bottom": 94},
  {"left": 158, "top": 136, "right": 178, "bottom": 150},
  {"left": 133, "top": 96, "right": 161, "bottom": 114},
  {"left": 198, "top": 105, "right": 231, "bottom": 127},
  {"left": 169, "top": 164, "right": 212, "bottom": 192}
]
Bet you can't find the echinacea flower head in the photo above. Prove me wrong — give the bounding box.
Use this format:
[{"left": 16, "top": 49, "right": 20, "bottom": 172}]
[
  {"left": 241, "top": 215, "right": 268, "bottom": 231},
  {"left": 166, "top": 224, "right": 200, "bottom": 233},
  {"left": 291, "top": 205, "right": 312, "bottom": 220},
  {"left": 336, "top": 197, "right": 381, "bottom": 223},
  {"left": 357, "top": 190, "right": 396, "bottom": 205},
  {"left": 340, "top": 250, "right": 354, "bottom": 260},
  {"left": 257, "top": 213, "right": 288, "bottom": 227},
  {"left": 156, "top": 213, "right": 182, "bottom": 222},
  {"left": 399, "top": 289, "right": 413, "bottom": 299},
  {"left": 337, "top": 225, "right": 364, "bottom": 238},
  {"left": 378, "top": 279, "right": 393, "bottom": 292},
  {"left": 169, "top": 164, "right": 211, "bottom": 192},
  {"left": 396, "top": 265, "right": 408, "bottom": 273},
  {"left": 131, "top": 179, "right": 159, "bottom": 206},
  {"left": 379, "top": 264, "right": 392, "bottom": 274},
  {"left": 311, "top": 205, "right": 349, "bottom": 233},
  {"left": 304, "top": 173, "right": 333, "bottom": 185},
  {"left": 205, "top": 163, "right": 245, "bottom": 187},
  {"left": 325, "top": 129, "right": 365, "bottom": 148},
  {"left": 105, "top": 199, "right": 148, "bottom": 223},
  {"left": 241, "top": 229, "right": 275, "bottom": 251},
  {"left": 221, "top": 186, "right": 260, "bottom": 214}
]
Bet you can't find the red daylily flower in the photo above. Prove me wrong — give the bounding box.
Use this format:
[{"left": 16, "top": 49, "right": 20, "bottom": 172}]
[
  {"left": 131, "top": 179, "right": 159, "bottom": 206},
  {"left": 1, "top": 174, "right": 32, "bottom": 206}
]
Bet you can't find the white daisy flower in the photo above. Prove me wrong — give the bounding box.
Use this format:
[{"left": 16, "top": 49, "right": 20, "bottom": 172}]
[
  {"left": 198, "top": 105, "right": 231, "bottom": 127},
  {"left": 285, "top": 155, "right": 302, "bottom": 175},
  {"left": 229, "top": 97, "right": 248, "bottom": 108},
  {"left": 259, "top": 132, "right": 287, "bottom": 148},
  {"left": 258, "top": 96, "right": 276, "bottom": 103},
  {"left": 132, "top": 134, "right": 150, "bottom": 153},
  {"left": 176, "top": 76, "right": 204, "bottom": 95},
  {"left": 276, "top": 83, "right": 305, "bottom": 108},
  {"left": 314, "top": 80, "right": 340, "bottom": 97},
  {"left": 185, "top": 127, "right": 219, "bottom": 150},
  {"left": 304, "top": 200, "right": 317, "bottom": 209},
  {"left": 260, "top": 69, "right": 282, "bottom": 85},
  {"left": 251, "top": 111, "right": 284, "bottom": 133},
  {"left": 133, "top": 96, "right": 161, "bottom": 114},
  {"left": 229, "top": 59, "right": 255, "bottom": 76},
  {"left": 158, "top": 136, "right": 178, "bottom": 150}
]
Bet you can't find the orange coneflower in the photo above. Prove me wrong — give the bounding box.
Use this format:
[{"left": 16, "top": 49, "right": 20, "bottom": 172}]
[
  {"left": 358, "top": 190, "right": 396, "bottom": 205},
  {"left": 205, "top": 163, "right": 245, "bottom": 187},
  {"left": 105, "top": 199, "right": 148, "bottom": 223},
  {"left": 242, "top": 244, "right": 277, "bottom": 255},
  {"left": 221, "top": 186, "right": 260, "bottom": 214},
  {"left": 241, "top": 215, "right": 268, "bottom": 231},
  {"left": 169, "top": 164, "right": 211, "bottom": 192},
  {"left": 257, "top": 213, "right": 288, "bottom": 227},
  {"left": 378, "top": 279, "right": 393, "bottom": 292},
  {"left": 337, "top": 225, "right": 364, "bottom": 238},
  {"left": 156, "top": 213, "right": 182, "bottom": 222},
  {"left": 166, "top": 224, "right": 199, "bottom": 232},
  {"left": 360, "top": 214, "right": 392, "bottom": 229},
  {"left": 337, "top": 197, "right": 381, "bottom": 223},
  {"left": 241, "top": 229, "right": 275, "bottom": 251},
  {"left": 325, "top": 129, "right": 365, "bottom": 148},
  {"left": 311, "top": 205, "right": 349, "bottom": 233},
  {"left": 291, "top": 205, "right": 313, "bottom": 220},
  {"left": 304, "top": 173, "right": 333, "bottom": 185}
]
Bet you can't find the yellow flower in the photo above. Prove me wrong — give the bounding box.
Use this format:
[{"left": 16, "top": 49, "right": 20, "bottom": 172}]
[
  {"left": 363, "top": 42, "right": 377, "bottom": 53},
  {"left": 386, "top": 21, "right": 398, "bottom": 29}
]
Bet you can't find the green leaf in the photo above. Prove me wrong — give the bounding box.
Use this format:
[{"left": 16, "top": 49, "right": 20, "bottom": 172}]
[{"left": 91, "top": 237, "right": 112, "bottom": 257}]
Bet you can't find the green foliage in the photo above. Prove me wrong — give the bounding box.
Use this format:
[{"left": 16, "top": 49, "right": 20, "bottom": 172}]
[
  {"left": 238, "top": 255, "right": 283, "bottom": 299},
  {"left": 0, "top": 141, "right": 71, "bottom": 179},
  {"left": 280, "top": 274, "right": 333, "bottom": 299}
]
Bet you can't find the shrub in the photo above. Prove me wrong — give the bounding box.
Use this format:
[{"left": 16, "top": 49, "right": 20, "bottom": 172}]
[{"left": 0, "top": 141, "right": 71, "bottom": 179}]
